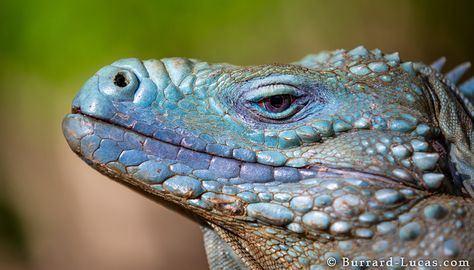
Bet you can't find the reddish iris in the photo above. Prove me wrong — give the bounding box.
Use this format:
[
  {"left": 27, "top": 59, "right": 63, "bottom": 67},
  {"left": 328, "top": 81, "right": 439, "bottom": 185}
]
[{"left": 258, "top": 94, "right": 294, "bottom": 113}]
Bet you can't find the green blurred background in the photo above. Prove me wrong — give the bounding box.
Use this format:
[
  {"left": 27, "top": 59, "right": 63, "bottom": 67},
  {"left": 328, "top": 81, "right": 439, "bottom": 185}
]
[{"left": 0, "top": 0, "right": 473, "bottom": 269}]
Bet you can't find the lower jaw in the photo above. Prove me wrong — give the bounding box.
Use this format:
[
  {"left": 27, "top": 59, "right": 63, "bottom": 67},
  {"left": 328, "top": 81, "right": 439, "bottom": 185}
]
[{"left": 63, "top": 113, "right": 432, "bottom": 236}]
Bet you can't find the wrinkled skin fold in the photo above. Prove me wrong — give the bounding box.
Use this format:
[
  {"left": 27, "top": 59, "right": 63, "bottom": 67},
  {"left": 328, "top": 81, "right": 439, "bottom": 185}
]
[{"left": 63, "top": 47, "right": 473, "bottom": 269}]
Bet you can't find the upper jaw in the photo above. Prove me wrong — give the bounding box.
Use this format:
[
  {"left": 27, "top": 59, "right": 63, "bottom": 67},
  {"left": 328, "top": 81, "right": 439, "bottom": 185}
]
[{"left": 64, "top": 112, "right": 432, "bottom": 193}]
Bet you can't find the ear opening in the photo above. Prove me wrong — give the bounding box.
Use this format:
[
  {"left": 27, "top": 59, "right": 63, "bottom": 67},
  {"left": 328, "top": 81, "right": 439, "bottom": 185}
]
[{"left": 415, "top": 63, "right": 474, "bottom": 197}]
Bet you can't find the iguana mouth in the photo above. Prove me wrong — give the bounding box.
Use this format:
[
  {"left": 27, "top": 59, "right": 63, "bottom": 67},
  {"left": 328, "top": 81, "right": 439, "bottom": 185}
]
[
  {"left": 67, "top": 108, "right": 420, "bottom": 190},
  {"left": 64, "top": 111, "right": 432, "bottom": 245}
]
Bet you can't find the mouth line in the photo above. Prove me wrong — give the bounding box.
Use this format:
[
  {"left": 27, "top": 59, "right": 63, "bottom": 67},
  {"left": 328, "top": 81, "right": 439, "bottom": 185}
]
[{"left": 70, "top": 106, "right": 420, "bottom": 189}]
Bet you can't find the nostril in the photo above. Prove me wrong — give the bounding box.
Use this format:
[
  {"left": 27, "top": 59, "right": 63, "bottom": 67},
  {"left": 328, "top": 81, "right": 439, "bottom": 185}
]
[
  {"left": 98, "top": 66, "right": 139, "bottom": 101},
  {"left": 113, "top": 72, "right": 129, "bottom": 87}
]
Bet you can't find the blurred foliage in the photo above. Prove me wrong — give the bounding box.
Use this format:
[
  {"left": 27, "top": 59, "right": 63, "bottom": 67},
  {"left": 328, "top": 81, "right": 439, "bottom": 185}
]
[
  {"left": 0, "top": 0, "right": 472, "bottom": 268},
  {"left": 1, "top": 0, "right": 473, "bottom": 86},
  {"left": 0, "top": 198, "right": 27, "bottom": 260},
  {"left": 0, "top": 167, "right": 27, "bottom": 260}
]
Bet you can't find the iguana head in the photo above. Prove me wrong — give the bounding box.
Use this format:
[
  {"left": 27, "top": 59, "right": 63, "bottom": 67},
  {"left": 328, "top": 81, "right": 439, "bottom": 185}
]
[{"left": 63, "top": 47, "right": 473, "bottom": 268}]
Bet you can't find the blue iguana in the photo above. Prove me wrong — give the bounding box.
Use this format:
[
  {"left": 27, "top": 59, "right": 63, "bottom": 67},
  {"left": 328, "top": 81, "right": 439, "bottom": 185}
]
[{"left": 63, "top": 47, "right": 473, "bottom": 269}]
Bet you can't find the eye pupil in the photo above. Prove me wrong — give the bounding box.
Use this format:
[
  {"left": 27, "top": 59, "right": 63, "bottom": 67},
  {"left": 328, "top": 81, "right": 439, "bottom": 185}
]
[
  {"left": 260, "top": 94, "right": 293, "bottom": 113},
  {"left": 270, "top": 95, "right": 284, "bottom": 108},
  {"left": 113, "top": 72, "right": 129, "bottom": 87}
]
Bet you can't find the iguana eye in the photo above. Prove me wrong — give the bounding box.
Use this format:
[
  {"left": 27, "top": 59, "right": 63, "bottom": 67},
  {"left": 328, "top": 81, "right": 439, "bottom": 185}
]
[
  {"left": 257, "top": 94, "right": 295, "bottom": 113},
  {"left": 243, "top": 84, "right": 306, "bottom": 120}
]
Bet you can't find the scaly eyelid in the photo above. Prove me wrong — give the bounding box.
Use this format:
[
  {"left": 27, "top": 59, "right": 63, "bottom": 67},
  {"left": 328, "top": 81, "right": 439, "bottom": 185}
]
[
  {"left": 243, "top": 84, "right": 302, "bottom": 102},
  {"left": 249, "top": 101, "right": 300, "bottom": 120}
]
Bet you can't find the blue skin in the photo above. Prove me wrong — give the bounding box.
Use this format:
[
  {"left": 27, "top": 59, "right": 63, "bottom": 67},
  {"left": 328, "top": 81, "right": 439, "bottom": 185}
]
[{"left": 63, "top": 49, "right": 473, "bottom": 269}]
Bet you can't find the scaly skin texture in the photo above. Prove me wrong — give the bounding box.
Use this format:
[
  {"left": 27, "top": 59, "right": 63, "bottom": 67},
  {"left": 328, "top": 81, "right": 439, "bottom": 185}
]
[{"left": 63, "top": 47, "right": 473, "bottom": 269}]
